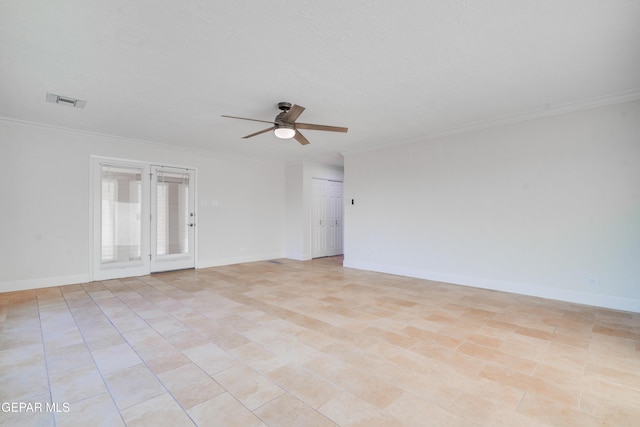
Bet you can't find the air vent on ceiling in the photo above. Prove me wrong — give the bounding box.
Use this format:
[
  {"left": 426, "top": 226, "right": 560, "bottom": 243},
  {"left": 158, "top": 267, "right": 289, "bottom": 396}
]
[{"left": 46, "top": 92, "right": 87, "bottom": 109}]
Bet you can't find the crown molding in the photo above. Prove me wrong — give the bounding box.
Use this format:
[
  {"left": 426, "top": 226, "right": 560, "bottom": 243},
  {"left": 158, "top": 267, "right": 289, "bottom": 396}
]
[
  {"left": 342, "top": 89, "right": 640, "bottom": 157},
  {"left": 0, "top": 116, "right": 284, "bottom": 164}
]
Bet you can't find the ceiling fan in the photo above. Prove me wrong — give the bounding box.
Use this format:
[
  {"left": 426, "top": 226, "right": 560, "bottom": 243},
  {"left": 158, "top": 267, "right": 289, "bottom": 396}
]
[{"left": 221, "top": 102, "right": 348, "bottom": 145}]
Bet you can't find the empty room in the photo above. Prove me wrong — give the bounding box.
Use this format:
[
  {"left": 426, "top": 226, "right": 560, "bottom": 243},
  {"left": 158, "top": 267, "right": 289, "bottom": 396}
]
[{"left": 1, "top": 1, "right": 639, "bottom": 426}]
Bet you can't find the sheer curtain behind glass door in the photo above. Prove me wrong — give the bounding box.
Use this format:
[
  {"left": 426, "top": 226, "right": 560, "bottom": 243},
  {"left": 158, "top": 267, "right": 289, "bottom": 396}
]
[
  {"left": 100, "top": 165, "right": 143, "bottom": 264},
  {"left": 155, "top": 169, "right": 190, "bottom": 256}
]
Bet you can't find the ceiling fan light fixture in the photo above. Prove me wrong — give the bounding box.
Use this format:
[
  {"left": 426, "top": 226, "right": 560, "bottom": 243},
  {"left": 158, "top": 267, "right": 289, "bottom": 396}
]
[
  {"left": 222, "top": 102, "right": 348, "bottom": 145},
  {"left": 274, "top": 126, "right": 295, "bottom": 139}
]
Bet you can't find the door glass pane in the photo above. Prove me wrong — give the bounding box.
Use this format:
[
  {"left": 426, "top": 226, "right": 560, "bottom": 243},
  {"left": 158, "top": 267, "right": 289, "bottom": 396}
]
[
  {"left": 101, "top": 165, "right": 143, "bottom": 264},
  {"left": 156, "top": 169, "right": 190, "bottom": 256}
]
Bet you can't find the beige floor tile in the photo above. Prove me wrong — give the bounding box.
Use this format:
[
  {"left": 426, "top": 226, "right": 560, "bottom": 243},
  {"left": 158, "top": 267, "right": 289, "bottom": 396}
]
[
  {"left": 254, "top": 393, "right": 337, "bottom": 427},
  {"left": 402, "top": 364, "right": 469, "bottom": 407},
  {"left": 121, "top": 326, "right": 168, "bottom": 350},
  {"left": 304, "top": 352, "right": 403, "bottom": 409},
  {"left": 214, "top": 365, "right": 284, "bottom": 410},
  {"left": 580, "top": 376, "right": 640, "bottom": 409},
  {"left": 42, "top": 327, "right": 86, "bottom": 352},
  {"left": 91, "top": 342, "right": 142, "bottom": 375},
  {"left": 517, "top": 392, "right": 603, "bottom": 426},
  {"left": 54, "top": 392, "right": 123, "bottom": 427},
  {"left": 532, "top": 363, "right": 584, "bottom": 388},
  {"left": 228, "top": 340, "right": 289, "bottom": 373},
  {"left": 0, "top": 343, "right": 45, "bottom": 370},
  {"left": 449, "top": 391, "right": 539, "bottom": 427},
  {"left": 367, "top": 342, "right": 438, "bottom": 375},
  {"left": 0, "top": 345, "right": 49, "bottom": 402},
  {"left": 187, "top": 393, "right": 266, "bottom": 427},
  {"left": 202, "top": 326, "right": 251, "bottom": 350},
  {"left": 240, "top": 326, "right": 319, "bottom": 364},
  {"left": 362, "top": 326, "right": 418, "bottom": 348},
  {"left": 0, "top": 326, "right": 43, "bottom": 350},
  {"left": 584, "top": 361, "right": 640, "bottom": 390},
  {"left": 103, "top": 363, "right": 166, "bottom": 410},
  {"left": 121, "top": 393, "right": 195, "bottom": 426},
  {"left": 498, "top": 334, "right": 550, "bottom": 361},
  {"left": 158, "top": 363, "right": 225, "bottom": 409},
  {"left": 49, "top": 364, "right": 107, "bottom": 404},
  {"left": 135, "top": 341, "right": 192, "bottom": 374},
  {"left": 163, "top": 328, "right": 210, "bottom": 351},
  {"left": 318, "top": 391, "right": 403, "bottom": 427},
  {"left": 580, "top": 391, "right": 640, "bottom": 426},
  {"left": 267, "top": 363, "right": 340, "bottom": 409},
  {"left": 108, "top": 313, "right": 149, "bottom": 333},
  {"left": 183, "top": 342, "right": 237, "bottom": 375},
  {"left": 480, "top": 364, "right": 580, "bottom": 407},
  {"left": 402, "top": 326, "right": 462, "bottom": 349},
  {"left": 386, "top": 392, "right": 472, "bottom": 427},
  {"left": 458, "top": 342, "right": 538, "bottom": 374},
  {"left": 81, "top": 329, "right": 126, "bottom": 352}
]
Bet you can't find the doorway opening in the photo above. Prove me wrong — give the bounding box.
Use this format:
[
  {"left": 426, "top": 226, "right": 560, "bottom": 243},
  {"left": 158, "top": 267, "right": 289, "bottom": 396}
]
[{"left": 311, "top": 178, "right": 343, "bottom": 258}]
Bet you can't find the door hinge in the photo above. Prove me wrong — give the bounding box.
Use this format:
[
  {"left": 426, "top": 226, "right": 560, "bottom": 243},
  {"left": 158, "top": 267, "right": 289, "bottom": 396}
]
[{"left": 149, "top": 254, "right": 152, "bottom": 260}]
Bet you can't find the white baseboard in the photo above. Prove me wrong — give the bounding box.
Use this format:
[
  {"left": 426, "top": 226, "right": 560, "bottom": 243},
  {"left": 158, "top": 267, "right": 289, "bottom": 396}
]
[
  {"left": 283, "top": 252, "right": 305, "bottom": 261},
  {"left": 283, "top": 252, "right": 312, "bottom": 261},
  {"left": 0, "top": 274, "right": 90, "bottom": 293},
  {"left": 198, "top": 252, "right": 286, "bottom": 269},
  {"left": 343, "top": 259, "right": 640, "bottom": 313}
]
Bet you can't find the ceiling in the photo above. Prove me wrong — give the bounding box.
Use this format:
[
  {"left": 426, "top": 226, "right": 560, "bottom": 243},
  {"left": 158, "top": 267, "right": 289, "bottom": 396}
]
[{"left": 2, "top": 1, "right": 639, "bottom": 166}]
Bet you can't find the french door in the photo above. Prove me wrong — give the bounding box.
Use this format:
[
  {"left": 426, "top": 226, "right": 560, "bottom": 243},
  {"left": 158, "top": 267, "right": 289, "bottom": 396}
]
[
  {"left": 92, "top": 158, "right": 195, "bottom": 281},
  {"left": 150, "top": 166, "right": 195, "bottom": 273}
]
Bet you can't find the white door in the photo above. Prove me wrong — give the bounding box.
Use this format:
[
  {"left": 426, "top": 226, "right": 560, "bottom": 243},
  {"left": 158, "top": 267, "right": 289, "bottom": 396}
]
[
  {"left": 312, "top": 179, "right": 343, "bottom": 258},
  {"left": 93, "top": 158, "right": 196, "bottom": 280},
  {"left": 93, "top": 160, "right": 150, "bottom": 280},
  {"left": 150, "top": 166, "right": 195, "bottom": 272}
]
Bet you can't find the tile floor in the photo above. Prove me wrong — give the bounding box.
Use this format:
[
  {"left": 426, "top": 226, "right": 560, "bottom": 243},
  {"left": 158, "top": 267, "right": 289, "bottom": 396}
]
[{"left": 1, "top": 256, "right": 639, "bottom": 426}]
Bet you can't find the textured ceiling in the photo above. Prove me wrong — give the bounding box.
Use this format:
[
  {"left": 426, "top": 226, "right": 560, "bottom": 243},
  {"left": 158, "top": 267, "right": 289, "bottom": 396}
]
[{"left": 2, "top": 0, "right": 639, "bottom": 166}]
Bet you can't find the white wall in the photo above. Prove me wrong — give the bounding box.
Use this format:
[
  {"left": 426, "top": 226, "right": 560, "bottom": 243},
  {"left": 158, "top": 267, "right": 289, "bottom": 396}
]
[
  {"left": 0, "top": 120, "right": 285, "bottom": 292},
  {"left": 284, "top": 162, "right": 304, "bottom": 259},
  {"left": 344, "top": 100, "right": 640, "bottom": 312},
  {"left": 285, "top": 161, "right": 343, "bottom": 260}
]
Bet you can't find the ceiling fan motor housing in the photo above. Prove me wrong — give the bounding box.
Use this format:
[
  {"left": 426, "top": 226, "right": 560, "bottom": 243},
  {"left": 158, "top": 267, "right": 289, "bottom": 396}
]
[
  {"left": 275, "top": 102, "right": 293, "bottom": 127},
  {"left": 277, "top": 102, "right": 292, "bottom": 112}
]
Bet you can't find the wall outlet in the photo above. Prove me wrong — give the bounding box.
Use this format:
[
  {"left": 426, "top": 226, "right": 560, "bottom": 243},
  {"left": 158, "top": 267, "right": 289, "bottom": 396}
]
[{"left": 586, "top": 276, "right": 600, "bottom": 286}]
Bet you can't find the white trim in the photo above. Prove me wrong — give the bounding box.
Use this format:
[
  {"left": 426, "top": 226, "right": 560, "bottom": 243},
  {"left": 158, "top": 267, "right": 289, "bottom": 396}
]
[
  {"left": 341, "top": 90, "right": 640, "bottom": 157},
  {"left": 198, "top": 253, "right": 285, "bottom": 268},
  {"left": 0, "top": 275, "right": 90, "bottom": 293},
  {"left": 284, "top": 252, "right": 310, "bottom": 261},
  {"left": 343, "top": 259, "right": 640, "bottom": 313},
  {"left": 0, "top": 116, "right": 284, "bottom": 164}
]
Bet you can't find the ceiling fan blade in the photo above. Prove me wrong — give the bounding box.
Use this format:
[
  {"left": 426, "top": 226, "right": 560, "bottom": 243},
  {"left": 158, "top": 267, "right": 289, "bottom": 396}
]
[
  {"left": 295, "top": 123, "right": 348, "bottom": 133},
  {"left": 281, "top": 104, "right": 305, "bottom": 123},
  {"left": 221, "top": 115, "right": 276, "bottom": 125},
  {"left": 294, "top": 131, "right": 310, "bottom": 146},
  {"left": 242, "top": 127, "right": 275, "bottom": 139}
]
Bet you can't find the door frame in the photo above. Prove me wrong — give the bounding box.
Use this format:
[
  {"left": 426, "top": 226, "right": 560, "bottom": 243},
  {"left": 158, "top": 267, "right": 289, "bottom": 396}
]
[
  {"left": 150, "top": 165, "right": 196, "bottom": 273},
  {"left": 90, "top": 156, "right": 198, "bottom": 281},
  {"left": 311, "top": 177, "right": 344, "bottom": 258}
]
